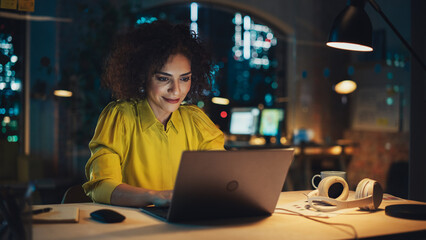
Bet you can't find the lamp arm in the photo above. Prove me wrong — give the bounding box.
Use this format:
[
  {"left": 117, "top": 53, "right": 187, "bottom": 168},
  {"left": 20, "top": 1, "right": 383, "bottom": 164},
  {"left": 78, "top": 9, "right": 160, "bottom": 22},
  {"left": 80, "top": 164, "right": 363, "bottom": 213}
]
[{"left": 367, "top": 0, "right": 426, "bottom": 71}]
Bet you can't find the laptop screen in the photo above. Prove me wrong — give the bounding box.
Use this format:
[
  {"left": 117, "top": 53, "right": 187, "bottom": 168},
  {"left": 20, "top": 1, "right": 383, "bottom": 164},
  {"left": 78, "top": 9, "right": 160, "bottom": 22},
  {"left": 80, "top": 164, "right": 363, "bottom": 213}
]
[{"left": 141, "top": 149, "right": 294, "bottom": 222}]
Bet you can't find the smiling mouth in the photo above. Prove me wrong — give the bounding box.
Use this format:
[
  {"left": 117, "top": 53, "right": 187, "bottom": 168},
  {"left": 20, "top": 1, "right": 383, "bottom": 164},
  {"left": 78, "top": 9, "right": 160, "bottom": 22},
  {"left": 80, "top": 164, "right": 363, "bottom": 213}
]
[{"left": 164, "top": 97, "right": 180, "bottom": 104}]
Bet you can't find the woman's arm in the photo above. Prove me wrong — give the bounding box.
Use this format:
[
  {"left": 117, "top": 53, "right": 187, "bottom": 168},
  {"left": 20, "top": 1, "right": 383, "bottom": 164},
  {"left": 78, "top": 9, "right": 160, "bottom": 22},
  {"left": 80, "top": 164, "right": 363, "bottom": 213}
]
[
  {"left": 84, "top": 102, "right": 172, "bottom": 207},
  {"left": 110, "top": 184, "right": 172, "bottom": 207}
]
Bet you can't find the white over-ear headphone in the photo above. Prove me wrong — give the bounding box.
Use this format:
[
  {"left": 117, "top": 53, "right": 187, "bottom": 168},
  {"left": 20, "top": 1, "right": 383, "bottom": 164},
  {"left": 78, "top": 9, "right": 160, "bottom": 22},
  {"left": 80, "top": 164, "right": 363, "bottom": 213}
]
[
  {"left": 308, "top": 177, "right": 383, "bottom": 212},
  {"left": 307, "top": 176, "right": 349, "bottom": 200}
]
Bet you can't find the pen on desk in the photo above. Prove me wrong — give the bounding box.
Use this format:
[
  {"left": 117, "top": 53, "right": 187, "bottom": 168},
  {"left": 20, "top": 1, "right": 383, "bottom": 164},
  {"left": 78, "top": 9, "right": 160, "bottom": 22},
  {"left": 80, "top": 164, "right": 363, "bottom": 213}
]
[{"left": 32, "top": 207, "right": 52, "bottom": 215}]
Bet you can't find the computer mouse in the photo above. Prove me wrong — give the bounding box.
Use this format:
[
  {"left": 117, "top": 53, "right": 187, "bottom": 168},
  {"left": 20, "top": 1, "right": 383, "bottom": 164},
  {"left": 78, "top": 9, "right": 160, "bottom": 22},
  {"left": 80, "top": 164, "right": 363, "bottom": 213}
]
[{"left": 90, "top": 209, "right": 125, "bottom": 223}]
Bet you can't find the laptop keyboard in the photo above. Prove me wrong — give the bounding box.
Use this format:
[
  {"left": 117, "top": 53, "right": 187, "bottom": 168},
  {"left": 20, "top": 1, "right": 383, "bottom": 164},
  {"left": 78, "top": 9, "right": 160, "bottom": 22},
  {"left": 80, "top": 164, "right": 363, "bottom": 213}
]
[{"left": 140, "top": 206, "right": 169, "bottom": 220}]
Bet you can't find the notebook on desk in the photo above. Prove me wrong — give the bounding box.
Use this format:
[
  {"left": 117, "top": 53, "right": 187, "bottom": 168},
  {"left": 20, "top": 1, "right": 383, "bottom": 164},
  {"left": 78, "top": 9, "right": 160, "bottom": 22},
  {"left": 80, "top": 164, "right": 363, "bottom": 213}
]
[{"left": 140, "top": 149, "right": 294, "bottom": 222}]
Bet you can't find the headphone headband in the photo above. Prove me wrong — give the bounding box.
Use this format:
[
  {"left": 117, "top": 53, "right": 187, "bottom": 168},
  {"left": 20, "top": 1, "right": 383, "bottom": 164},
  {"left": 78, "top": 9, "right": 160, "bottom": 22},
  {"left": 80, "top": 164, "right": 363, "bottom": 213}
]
[{"left": 308, "top": 195, "right": 374, "bottom": 212}]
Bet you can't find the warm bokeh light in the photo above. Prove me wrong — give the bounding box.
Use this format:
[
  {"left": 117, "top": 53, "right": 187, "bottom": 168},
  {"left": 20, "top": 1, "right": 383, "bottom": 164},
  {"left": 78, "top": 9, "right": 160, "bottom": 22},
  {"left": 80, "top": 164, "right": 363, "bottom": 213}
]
[
  {"left": 335, "top": 80, "right": 357, "bottom": 94},
  {"left": 3, "top": 116, "right": 11, "bottom": 124},
  {"left": 53, "top": 90, "right": 73, "bottom": 97},
  {"left": 326, "top": 42, "right": 373, "bottom": 52},
  {"left": 327, "top": 146, "right": 343, "bottom": 155},
  {"left": 211, "top": 97, "right": 230, "bottom": 105},
  {"left": 249, "top": 136, "right": 266, "bottom": 145}
]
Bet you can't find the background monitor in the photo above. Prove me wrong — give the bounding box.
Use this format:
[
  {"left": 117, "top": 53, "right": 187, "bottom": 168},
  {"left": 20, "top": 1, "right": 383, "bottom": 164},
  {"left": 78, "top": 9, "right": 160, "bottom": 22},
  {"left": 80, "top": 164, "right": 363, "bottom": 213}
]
[
  {"left": 259, "top": 108, "right": 284, "bottom": 137},
  {"left": 229, "top": 107, "right": 260, "bottom": 135}
]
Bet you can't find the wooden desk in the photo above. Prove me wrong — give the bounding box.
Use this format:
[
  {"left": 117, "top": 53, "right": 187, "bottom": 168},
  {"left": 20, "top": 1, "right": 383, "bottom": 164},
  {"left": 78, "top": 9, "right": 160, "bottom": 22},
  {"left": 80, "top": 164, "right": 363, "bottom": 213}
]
[{"left": 33, "top": 191, "right": 426, "bottom": 240}]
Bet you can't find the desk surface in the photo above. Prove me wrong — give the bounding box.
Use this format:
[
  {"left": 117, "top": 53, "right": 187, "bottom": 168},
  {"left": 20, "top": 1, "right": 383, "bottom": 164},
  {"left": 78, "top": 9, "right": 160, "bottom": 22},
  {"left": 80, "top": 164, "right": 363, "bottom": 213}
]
[{"left": 33, "top": 191, "right": 426, "bottom": 240}]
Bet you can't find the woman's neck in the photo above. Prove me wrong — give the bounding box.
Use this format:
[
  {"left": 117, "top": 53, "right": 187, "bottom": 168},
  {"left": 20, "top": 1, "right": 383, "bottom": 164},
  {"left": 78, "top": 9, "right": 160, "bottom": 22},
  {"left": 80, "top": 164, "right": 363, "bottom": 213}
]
[
  {"left": 160, "top": 115, "right": 171, "bottom": 130},
  {"left": 146, "top": 99, "right": 172, "bottom": 129}
]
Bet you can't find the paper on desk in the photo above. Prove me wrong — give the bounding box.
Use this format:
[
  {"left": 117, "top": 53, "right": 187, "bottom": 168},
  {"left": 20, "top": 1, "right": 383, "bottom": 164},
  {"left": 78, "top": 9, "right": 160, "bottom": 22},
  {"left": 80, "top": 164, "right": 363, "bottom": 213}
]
[
  {"left": 32, "top": 206, "right": 79, "bottom": 223},
  {"left": 275, "top": 199, "right": 355, "bottom": 218},
  {"left": 382, "top": 193, "right": 406, "bottom": 201}
]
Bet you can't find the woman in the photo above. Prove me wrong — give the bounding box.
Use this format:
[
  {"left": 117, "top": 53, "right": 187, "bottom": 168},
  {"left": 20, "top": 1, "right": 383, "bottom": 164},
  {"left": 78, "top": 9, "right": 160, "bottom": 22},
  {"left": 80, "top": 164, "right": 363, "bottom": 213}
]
[{"left": 83, "top": 21, "right": 224, "bottom": 207}]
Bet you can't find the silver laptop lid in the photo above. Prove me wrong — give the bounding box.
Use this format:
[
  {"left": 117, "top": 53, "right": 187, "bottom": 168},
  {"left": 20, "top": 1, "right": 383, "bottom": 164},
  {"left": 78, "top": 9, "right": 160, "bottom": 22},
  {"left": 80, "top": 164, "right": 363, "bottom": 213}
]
[{"left": 167, "top": 149, "right": 294, "bottom": 222}]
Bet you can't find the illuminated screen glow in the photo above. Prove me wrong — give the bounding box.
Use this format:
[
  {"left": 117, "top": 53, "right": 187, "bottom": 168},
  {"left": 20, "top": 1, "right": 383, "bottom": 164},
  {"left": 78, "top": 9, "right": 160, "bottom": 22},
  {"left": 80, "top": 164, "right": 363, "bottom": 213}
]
[
  {"left": 229, "top": 108, "right": 259, "bottom": 135},
  {"left": 326, "top": 42, "right": 373, "bottom": 52},
  {"left": 259, "top": 109, "right": 284, "bottom": 136}
]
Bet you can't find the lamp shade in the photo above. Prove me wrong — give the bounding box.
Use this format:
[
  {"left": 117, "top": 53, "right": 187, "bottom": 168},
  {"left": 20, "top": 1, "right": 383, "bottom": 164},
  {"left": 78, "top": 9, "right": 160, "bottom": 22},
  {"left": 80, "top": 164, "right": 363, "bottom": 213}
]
[
  {"left": 53, "top": 79, "right": 73, "bottom": 98},
  {"left": 53, "top": 89, "right": 73, "bottom": 97},
  {"left": 327, "top": 0, "right": 373, "bottom": 52},
  {"left": 334, "top": 80, "right": 357, "bottom": 94}
]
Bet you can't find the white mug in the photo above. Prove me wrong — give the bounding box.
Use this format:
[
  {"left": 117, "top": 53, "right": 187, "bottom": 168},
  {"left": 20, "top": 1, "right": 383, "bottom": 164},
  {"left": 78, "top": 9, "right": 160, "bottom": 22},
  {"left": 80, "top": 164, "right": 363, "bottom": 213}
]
[{"left": 311, "top": 171, "right": 347, "bottom": 189}]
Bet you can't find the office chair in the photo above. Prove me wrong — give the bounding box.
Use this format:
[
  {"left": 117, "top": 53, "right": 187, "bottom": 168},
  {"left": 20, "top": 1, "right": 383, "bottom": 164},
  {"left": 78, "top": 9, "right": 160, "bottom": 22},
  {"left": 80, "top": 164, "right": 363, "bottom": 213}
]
[{"left": 61, "top": 185, "right": 92, "bottom": 204}]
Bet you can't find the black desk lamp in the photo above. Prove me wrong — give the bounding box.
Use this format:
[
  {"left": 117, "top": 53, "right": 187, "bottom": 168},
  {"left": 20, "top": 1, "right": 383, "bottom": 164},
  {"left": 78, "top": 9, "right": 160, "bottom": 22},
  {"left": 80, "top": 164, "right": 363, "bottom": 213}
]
[
  {"left": 327, "top": 0, "right": 426, "bottom": 70},
  {"left": 327, "top": 0, "right": 426, "bottom": 220}
]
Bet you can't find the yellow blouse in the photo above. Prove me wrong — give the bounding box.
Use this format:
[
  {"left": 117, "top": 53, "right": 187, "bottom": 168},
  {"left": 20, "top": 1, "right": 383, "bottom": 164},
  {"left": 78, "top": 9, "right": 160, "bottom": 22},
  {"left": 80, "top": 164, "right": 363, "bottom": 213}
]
[{"left": 82, "top": 99, "right": 224, "bottom": 204}]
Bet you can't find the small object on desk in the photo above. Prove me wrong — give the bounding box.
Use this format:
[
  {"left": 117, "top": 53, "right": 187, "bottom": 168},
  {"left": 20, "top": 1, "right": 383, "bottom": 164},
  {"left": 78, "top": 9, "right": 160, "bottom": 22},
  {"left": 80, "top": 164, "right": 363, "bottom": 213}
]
[
  {"left": 276, "top": 199, "right": 353, "bottom": 218},
  {"left": 385, "top": 204, "right": 426, "bottom": 220},
  {"left": 90, "top": 209, "right": 125, "bottom": 223},
  {"left": 32, "top": 207, "right": 52, "bottom": 215},
  {"left": 32, "top": 206, "right": 79, "bottom": 223}
]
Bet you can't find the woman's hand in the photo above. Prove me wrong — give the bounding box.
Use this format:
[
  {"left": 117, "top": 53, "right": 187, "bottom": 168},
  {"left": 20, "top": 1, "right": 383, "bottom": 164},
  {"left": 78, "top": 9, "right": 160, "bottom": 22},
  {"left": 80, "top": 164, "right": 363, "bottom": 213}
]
[
  {"left": 111, "top": 184, "right": 172, "bottom": 207},
  {"left": 149, "top": 190, "right": 173, "bottom": 207}
]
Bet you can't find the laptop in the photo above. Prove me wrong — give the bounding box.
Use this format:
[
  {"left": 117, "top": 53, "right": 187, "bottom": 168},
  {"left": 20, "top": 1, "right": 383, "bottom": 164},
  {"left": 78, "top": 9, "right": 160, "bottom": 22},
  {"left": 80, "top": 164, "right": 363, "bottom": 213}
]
[{"left": 140, "top": 149, "right": 294, "bottom": 222}]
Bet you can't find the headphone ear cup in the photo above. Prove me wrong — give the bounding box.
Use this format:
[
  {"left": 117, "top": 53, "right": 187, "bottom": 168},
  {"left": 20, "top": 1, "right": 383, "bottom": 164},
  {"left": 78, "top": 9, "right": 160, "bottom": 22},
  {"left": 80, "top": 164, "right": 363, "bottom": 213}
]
[
  {"left": 355, "top": 178, "right": 383, "bottom": 210},
  {"left": 355, "top": 178, "right": 369, "bottom": 199},
  {"left": 317, "top": 176, "right": 349, "bottom": 200}
]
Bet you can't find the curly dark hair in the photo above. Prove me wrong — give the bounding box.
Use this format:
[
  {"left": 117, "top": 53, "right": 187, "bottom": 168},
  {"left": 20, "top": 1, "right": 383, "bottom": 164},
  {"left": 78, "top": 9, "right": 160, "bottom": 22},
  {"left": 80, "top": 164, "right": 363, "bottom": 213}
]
[{"left": 102, "top": 20, "right": 214, "bottom": 102}]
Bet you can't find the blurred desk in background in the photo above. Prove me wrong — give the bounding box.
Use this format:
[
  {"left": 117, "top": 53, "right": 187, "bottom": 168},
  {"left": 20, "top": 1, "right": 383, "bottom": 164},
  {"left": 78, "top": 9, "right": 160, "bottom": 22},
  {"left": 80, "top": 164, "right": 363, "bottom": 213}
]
[
  {"left": 293, "top": 143, "right": 354, "bottom": 190},
  {"left": 224, "top": 141, "right": 355, "bottom": 190}
]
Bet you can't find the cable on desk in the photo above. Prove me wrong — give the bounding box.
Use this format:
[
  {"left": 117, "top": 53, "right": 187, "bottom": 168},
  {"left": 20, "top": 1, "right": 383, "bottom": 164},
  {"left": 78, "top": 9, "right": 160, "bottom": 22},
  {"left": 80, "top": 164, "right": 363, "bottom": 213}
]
[{"left": 275, "top": 207, "right": 358, "bottom": 240}]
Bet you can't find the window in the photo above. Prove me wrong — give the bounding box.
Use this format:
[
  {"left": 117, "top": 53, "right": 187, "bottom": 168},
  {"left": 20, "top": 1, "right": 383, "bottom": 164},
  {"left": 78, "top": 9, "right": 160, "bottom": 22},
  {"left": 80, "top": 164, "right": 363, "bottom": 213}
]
[{"left": 138, "top": 2, "right": 288, "bottom": 132}]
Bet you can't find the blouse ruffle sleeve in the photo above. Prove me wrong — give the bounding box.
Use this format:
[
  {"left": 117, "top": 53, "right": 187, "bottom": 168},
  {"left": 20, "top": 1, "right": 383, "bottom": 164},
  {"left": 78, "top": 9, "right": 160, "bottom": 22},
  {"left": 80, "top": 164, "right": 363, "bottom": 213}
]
[
  {"left": 185, "top": 105, "right": 225, "bottom": 150},
  {"left": 82, "top": 101, "right": 131, "bottom": 204}
]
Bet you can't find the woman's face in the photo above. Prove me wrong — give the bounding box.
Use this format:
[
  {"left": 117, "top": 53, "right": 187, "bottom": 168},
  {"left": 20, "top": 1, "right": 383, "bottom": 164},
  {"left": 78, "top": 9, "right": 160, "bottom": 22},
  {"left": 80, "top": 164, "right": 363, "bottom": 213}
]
[{"left": 146, "top": 53, "right": 192, "bottom": 124}]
